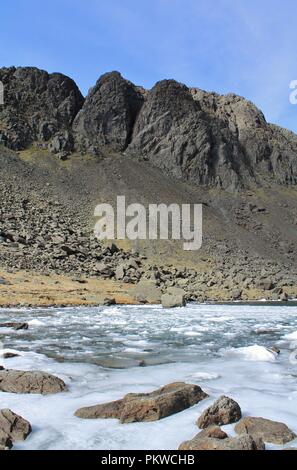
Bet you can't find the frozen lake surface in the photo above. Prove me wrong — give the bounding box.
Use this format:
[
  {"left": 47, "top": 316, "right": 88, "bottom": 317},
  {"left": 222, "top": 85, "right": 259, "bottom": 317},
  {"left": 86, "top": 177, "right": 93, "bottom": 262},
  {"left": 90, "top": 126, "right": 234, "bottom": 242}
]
[{"left": 0, "top": 303, "right": 297, "bottom": 450}]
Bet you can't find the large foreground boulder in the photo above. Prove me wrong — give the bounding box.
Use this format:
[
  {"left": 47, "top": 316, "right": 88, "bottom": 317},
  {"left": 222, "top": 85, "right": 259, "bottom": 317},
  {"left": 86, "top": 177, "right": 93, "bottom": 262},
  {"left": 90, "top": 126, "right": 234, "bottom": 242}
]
[
  {"left": 133, "top": 279, "right": 162, "bottom": 304},
  {"left": 161, "top": 287, "right": 186, "bottom": 308},
  {"left": 0, "top": 369, "right": 67, "bottom": 394},
  {"left": 75, "top": 382, "right": 208, "bottom": 423},
  {"left": 0, "top": 409, "right": 31, "bottom": 442},
  {"left": 235, "top": 417, "right": 296, "bottom": 445},
  {"left": 197, "top": 395, "right": 242, "bottom": 428},
  {"left": 179, "top": 426, "right": 265, "bottom": 450}
]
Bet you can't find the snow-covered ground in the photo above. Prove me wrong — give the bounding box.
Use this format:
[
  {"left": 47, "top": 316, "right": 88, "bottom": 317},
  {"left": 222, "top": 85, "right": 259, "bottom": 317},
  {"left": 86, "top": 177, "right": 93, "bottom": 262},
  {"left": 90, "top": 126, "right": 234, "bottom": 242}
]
[{"left": 0, "top": 303, "right": 297, "bottom": 450}]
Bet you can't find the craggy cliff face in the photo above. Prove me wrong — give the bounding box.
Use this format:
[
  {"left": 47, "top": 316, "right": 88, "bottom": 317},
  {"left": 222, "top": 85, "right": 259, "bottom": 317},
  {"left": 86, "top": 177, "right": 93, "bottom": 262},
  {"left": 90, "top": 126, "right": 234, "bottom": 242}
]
[
  {"left": 0, "top": 66, "right": 297, "bottom": 191},
  {"left": 0, "top": 67, "right": 84, "bottom": 153}
]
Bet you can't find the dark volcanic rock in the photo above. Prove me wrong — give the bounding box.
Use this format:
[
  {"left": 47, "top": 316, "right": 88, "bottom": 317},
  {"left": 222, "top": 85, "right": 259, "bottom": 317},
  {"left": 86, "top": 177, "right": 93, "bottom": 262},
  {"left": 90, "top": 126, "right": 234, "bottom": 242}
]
[
  {"left": 0, "top": 322, "right": 28, "bottom": 330},
  {"left": 1, "top": 67, "right": 297, "bottom": 189},
  {"left": 128, "top": 79, "right": 231, "bottom": 186},
  {"left": 75, "top": 382, "right": 208, "bottom": 423},
  {"left": 73, "top": 71, "right": 144, "bottom": 154},
  {"left": 0, "top": 369, "right": 67, "bottom": 394},
  {"left": 0, "top": 66, "right": 84, "bottom": 151},
  {"left": 128, "top": 80, "right": 297, "bottom": 190}
]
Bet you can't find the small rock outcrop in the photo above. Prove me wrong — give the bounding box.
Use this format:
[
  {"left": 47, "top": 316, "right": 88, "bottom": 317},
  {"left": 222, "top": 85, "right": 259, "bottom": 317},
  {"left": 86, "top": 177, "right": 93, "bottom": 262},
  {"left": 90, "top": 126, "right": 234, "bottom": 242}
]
[
  {"left": 75, "top": 382, "right": 208, "bottom": 423},
  {"left": 235, "top": 417, "right": 296, "bottom": 445},
  {"left": 0, "top": 409, "right": 31, "bottom": 442},
  {"left": 0, "top": 369, "right": 67, "bottom": 394},
  {"left": 197, "top": 395, "right": 242, "bottom": 428},
  {"left": 178, "top": 426, "right": 265, "bottom": 450}
]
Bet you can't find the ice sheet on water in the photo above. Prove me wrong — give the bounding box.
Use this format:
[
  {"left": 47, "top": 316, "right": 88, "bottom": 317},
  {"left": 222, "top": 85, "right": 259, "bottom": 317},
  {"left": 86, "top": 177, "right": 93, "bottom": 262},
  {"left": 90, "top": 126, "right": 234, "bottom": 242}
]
[
  {"left": 283, "top": 330, "right": 297, "bottom": 341},
  {"left": 27, "top": 319, "right": 45, "bottom": 326},
  {"left": 189, "top": 372, "right": 220, "bottom": 380},
  {"left": 0, "top": 303, "right": 297, "bottom": 449}
]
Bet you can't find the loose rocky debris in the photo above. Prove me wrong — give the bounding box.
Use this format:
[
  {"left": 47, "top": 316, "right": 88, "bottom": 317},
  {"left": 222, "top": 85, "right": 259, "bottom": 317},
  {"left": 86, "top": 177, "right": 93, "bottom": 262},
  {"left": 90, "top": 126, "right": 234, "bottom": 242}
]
[
  {"left": 0, "top": 322, "right": 29, "bottom": 330},
  {"left": 178, "top": 426, "right": 265, "bottom": 450},
  {"left": 234, "top": 417, "right": 297, "bottom": 445},
  {"left": 75, "top": 382, "right": 208, "bottom": 423},
  {"left": 0, "top": 369, "right": 67, "bottom": 394},
  {"left": 0, "top": 177, "right": 296, "bottom": 302},
  {"left": 197, "top": 395, "right": 242, "bottom": 428}
]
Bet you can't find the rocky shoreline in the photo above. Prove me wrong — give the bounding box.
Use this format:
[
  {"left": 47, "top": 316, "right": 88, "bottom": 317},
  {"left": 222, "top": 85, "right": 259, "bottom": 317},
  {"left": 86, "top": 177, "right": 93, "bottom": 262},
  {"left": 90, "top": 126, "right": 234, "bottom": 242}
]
[
  {"left": 1, "top": 367, "right": 296, "bottom": 451},
  {"left": 1, "top": 267, "right": 297, "bottom": 308},
  {"left": 1, "top": 307, "right": 297, "bottom": 450}
]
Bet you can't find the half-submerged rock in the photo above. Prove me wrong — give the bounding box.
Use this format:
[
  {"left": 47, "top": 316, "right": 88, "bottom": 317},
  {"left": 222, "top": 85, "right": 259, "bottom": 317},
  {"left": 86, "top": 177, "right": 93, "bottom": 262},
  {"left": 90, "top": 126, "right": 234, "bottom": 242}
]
[
  {"left": 0, "top": 322, "right": 29, "bottom": 330},
  {"left": 179, "top": 426, "right": 265, "bottom": 450},
  {"left": 0, "top": 369, "right": 67, "bottom": 394},
  {"left": 197, "top": 395, "right": 242, "bottom": 428},
  {"left": 75, "top": 382, "right": 208, "bottom": 423},
  {"left": 235, "top": 417, "right": 297, "bottom": 445}
]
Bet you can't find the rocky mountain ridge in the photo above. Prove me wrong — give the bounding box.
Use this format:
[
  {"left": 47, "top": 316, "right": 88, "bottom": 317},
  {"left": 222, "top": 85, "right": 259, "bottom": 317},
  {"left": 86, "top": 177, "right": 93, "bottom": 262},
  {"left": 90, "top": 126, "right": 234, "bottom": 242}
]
[{"left": 1, "top": 67, "right": 297, "bottom": 191}]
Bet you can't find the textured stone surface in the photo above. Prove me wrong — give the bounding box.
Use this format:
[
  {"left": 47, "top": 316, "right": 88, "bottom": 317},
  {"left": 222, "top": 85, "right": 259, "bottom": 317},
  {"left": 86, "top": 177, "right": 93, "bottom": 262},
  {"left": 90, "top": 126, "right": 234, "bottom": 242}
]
[
  {"left": 197, "top": 395, "right": 242, "bottom": 428},
  {"left": 73, "top": 71, "right": 144, "bottom": 154},
  {"left": 128, "top": 80, "right": 297, "bottom": 190},
  {"left": 0, "top": 409, "right": 31, "bottom": 441},
  {"left": 133, "top": 279, "right": 162, "bottom": 304},
  {"left": 179, "top": 426, "right": 265, "bottom": 450},
  {"left": 0, "top": 369, "right": 67, "bottom": 394},
  {"left": 0, "top": 429, "right": 12, "bottom": 450},
  {"left": 1, "top": 67, "right": 297, "bottom": 189},
  {"left": 75, "top": 382, "right": 208, "bottom": 422},
  {"left": 235, "top": 417, "right": 297, "bottom": 444},
  {"left": 161, "top": 287, "right": 186, "bottom": 308},
  {"left": 0, "top": 66, "right": 84, "bottom": 151}
]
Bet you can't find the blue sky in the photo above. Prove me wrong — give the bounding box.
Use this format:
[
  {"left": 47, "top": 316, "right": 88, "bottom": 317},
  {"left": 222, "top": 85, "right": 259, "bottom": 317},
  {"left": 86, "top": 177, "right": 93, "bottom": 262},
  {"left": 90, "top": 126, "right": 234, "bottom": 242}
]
[{"left": 1, "top": 0, "right": 297, "bottom": 132}]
